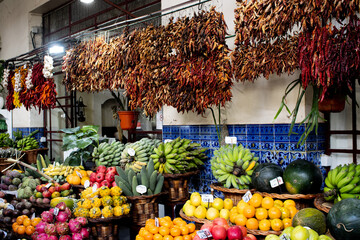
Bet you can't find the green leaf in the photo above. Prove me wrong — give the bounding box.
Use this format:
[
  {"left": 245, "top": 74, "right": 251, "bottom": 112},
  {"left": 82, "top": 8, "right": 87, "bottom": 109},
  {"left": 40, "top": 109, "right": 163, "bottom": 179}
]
[
  {"left": 61, "top": 127, "right": 81, "bottom": 134},
  {"left": 62, "top": 135, "right": 77, "bottom": 150},
  {"left": 81, "top": 125, "right": 99, "bottom": 133},
  {"left": 74, "top": 138, "right": 93, "bottom": 150}
]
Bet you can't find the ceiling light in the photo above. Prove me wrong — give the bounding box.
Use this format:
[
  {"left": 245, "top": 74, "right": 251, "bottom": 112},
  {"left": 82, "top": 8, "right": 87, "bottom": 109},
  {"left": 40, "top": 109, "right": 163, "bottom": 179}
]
[
  {"left": 49, "top": 45, "right": 65, "bottom": 54},
  {"left": 80, "top": 0, "right": 94, "bottom": 3}
]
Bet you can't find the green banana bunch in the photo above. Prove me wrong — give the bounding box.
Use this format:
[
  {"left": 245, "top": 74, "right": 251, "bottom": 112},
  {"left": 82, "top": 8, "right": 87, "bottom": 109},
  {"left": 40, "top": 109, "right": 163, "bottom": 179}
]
[
  {"left": 210, "top": 144, "right": 259, "bottom": 190},
  {"left": 324, "top": 163, "right": 360, "bottom": 203},
  {"left": 115, "top": 159, "right": 164, "bottom": 196},
  {"left": 120, "top": 138, "right": 161, "bottom": 172},
  {"left": 151, "top": 137, "right": 207, "bottom": 174},
  {"left": 16, "top": 136, "right": 39, "bottom": 151},
  {"left": 0, "top": 133, "right": 14, "bottom": 148},
  {"left": 92, "top": 141, "right": 125, "bottom": 167}
]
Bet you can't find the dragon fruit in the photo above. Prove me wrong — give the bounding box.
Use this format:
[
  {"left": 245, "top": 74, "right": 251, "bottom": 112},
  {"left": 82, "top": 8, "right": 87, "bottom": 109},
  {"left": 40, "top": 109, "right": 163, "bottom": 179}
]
[
  {"left": 56, "top": 211, "right": 70, "bottom": 223},
  {"left": 45, "top": 223, "right": 57, "bottom": 235},
  {"left": 69, "top": 219, "right": 82, "bottom": 233},
  {"left": 35, "top": 221, "right": 47, "bottom": 233},
  {"left": 72, "top": 233, "right": 83, "bottom": 240},
  {"left": 41, "top": 211, "right": 54, "bottom": 223},
  {"left": 48, "top": 235, "right": 58, "bottom": 240},
  {"left": 56, "top": 202, "right": 67, "bottom": 211},
  {"left": 31, "top": 231, "right": 39, "bottom": 240},
  {"left": 80, "top": 228, "right": 90, "bottom": 238},
  {"left": 56, "top": 222, "right": 69, "bottom": 235},
  {"left": 38, "top": 233, "right": 48, "bottom": 240},
  {"left": 75, "top": 217, "right": 88, "bottom": 227},
  {"left": 64, "top": 207, "right": 72, "bottom": 218},
  {"left": 59, "top": 236, "right": 72, "bottom": 240}
]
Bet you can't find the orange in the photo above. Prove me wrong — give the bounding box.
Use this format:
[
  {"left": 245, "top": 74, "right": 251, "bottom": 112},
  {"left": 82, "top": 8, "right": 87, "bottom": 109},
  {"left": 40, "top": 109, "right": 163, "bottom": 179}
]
[
  {"left": 23, "top": 218, "right": 31, "bottom": 227},
  {"left": 143, "top": 231, "right": 154, "bottom": 240},
  {"left": 255, "top": 208, "right": 268, "bottom": 221},
  {"left": 154, "top": 233, "right": 163, "bottom": 240},
  {"left": 170, "top": 227, "right": 181, "bottom": 237},
  {"left": 284, "top": 200, "right": 296, "bottom": 208},
  {"left": 136, "top": 235, "right": 145, "bottom": 240},
  {"left": 268, "top": 207, "right": 281, "bottom": 219},
  {"left": 258, "top": 219, "right": 271, "bottom": 231},
  {"left": 183, "top": 235, "right": 192, "bottom": 240},
  {"left": 25, "top": 225, "right": 35, "bottom": 235},
  {"left": 236, "top": 201, "right": 248, "bottom": 215},
  {"left": 148, "top": 225, "right": 159, "bottom": 234},
  {"left": 31, "top": 218, "right": 41, "bottom": 227},
  {"left": 180, "top": 226, "right": 189, "bottom": 235},
  {"left": 230, "top": 212, "right": 238, "bottom": 224},
  {"left": 248, "top": 193, "right": 263, "bottom": 208},
  {"left": 80, "top": 170, "right": 88, "bottom": 178},
  {"left": 245, "top": 218, "right": 259, "bottom": 230},
  {"left": 159, "top": 226, "right": 170, "bottom": 236},
  {"left": 187, "top": 223, "right": 195, "bottom": 233},
  {"left": 17, "top": 225, "right": 26, "bottom": 235},
  {"left": 173, "top": 218, "right": 183, "bottom": 225},
  {"left": 234, "top": 214, "right": 248, "bottom": 226},
  {"left": 163, "top": 235, "right": 174, "bottom": 240},
  {"left": 261, "top": 197, "right": 274, "bottom": 209},
  {"left": 146, "top": 219, "right": 156, "bottom": 226},
  {"left": 271, "top": 218, "right": 284, "bottom": 231},
  {"left": 163, "top": 216, "right": 172, "bottom": 222},
  {"left": 279, "top": 207, "right": 290, "bottom": 219},
  {"left": 161, "top": 220, "right": 173, "bottom": 228},
  {"left": 274, "top": 199, "right": 283, "bottom": 207},
  {"left": 139, "top": 227, "right": 147, "bottom": 236},
  {"left": 174, "top": 236, "right": 183, "bottom": 240},
  {"left": 12, "top": 222, "right": 19, "bottom": 232},
  {"left": 288, "top": 206, "right": 298, "bottom": 218},
  {"left": 16, "top": 215, "right": 25, "bottom": 225},
  {"left": 282, "top": 218, "right": 292, "bottom": 228},
  {"left": 243, "top": 205, "right": 256, "bottom": 218},
  {"left": 81, "top": 177, "right": 90, "bottom": 185}
]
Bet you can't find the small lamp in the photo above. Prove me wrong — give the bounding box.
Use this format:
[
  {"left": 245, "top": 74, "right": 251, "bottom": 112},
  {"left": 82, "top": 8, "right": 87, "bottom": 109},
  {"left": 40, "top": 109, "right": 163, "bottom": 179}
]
[{"left": 77, "top": 97, "right": 86, "bottom": 122}]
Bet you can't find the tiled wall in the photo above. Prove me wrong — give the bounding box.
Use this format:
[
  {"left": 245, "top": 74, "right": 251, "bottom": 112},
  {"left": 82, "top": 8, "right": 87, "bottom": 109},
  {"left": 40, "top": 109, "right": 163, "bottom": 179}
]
[
  {"left": 163, "top": 124, "right": 326, "bottom": 194},
  {"left": 13, "top": 127, "right": 45, "bottom": 148}
]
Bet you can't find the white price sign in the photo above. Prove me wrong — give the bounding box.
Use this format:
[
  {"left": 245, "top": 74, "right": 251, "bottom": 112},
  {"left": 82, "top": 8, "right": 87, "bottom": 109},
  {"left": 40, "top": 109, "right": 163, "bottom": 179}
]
[
  {"left": 242, "top": 191, "right": 252, "bottom": 203},
  {"left": 84, "top": 180, "right": 90, "bottom": 188},
  {"left": 270, "top": 177, "right": 284, "bottom": 188},
  {"left": 76, "top": 171, "right": 83, "bottom": 179},
  {"left": 92, "top": 184, "right": 98, "bottom": 193},
  {"left": 280, "top": 234, "right": 291, "bottom": 240},
  {"left": 54, "top": 207, "right": 59, "bottom": 216},
  {"left": 128, "top": 148, "right": 136, "bottom": 156},
  {"left": 6, "top": 204, "right": 14, "bottom": 210},
  {"left": 155, "top": 217, "right": 159, "bottom": 227},
  {"left": 46, "top": 183, "right": 52, "bottom": 188},
  {"left": 201, "top": 194, "right": 214, "bottom": 203},
  {"left": 136, "top": 185, "right": 147, "bottom": 194},
  {"left": 164, "top": 139, "right": 173, "bottom": 144},
  {"left": 225, "top": 136, "right": 237, "bottom": 145},
  {"left": 197, "top": 229, "right": 212, "bottom": 239}
]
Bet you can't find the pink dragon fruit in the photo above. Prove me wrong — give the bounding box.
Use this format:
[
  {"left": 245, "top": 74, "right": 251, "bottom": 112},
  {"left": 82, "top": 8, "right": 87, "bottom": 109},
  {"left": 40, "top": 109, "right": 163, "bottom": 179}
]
[
  {"left": 49, "top": 208, "right": 55, "bottom": 214},
  {"left": 45, "top": 223, "right": 57, "bottom": 235},
  {"left": 69, "top": 219, "right": 82, "bottom": 233},
  {"left": 47, "top": 235, "right": 58, "bottom": 240},
  {"left": 80, "top": 228, "right": 90, "bottom": 239},
  {"left": 64, "top": 207, "right": 72, "bottom": 218},
  {"left": 75, "top": 217, "right": 88, "bottom": 227},
  {"left": 56, "top": 202, "right": 67, "bottom": 211},
  {"left": 56, "top": 211, "right": 70, "bottom": 223},
  {"left": 59, "top": 236, "right": 72, "bottom": 240},
  {"left": 35, "top": 221, "right": 47, "bottom": 233},
  {"left": 41, "top": 211, "right": 54, "bottom": 223},
  {"left": 37, "top": 233, "right": 48, "bottom": 240},
  {"left": 31, "top": 231, "right": 39, "bottom": 240},
  {"left": 56, "top": 222, "right": 69, "bottom": 235},
  {"left": 72, "top": 233, "right": 83, "bottom": 240}
]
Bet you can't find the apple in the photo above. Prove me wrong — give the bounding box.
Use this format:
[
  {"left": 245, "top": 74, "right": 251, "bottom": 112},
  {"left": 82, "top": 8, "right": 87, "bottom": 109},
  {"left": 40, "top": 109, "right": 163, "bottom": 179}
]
[
  {"left": 60, "top": 183, "right": 71, "bottom": 191},
  {"left": 89, "top": 172, "right": 97, "bottom": 183},
  {"left": 40, "top": 186, "right": 48, "bottom": 193},
  {"left": 54, "top": 186, "right": 61, "bottom": 192},
  {"left": 48, "top": 186, "right": 55, "bottom": 194},
  {"left": 211, "top": 225, "right": 227, "bottom": 240},
  {"left": 36, "top": 185, "right": 43, "bottom": 192},
  {"left": 106, "top": 167, "right": 117, "bottom": 175},
  {"left": 201, "top": 223, "right": 214, "bottom": 232},
  {"left": 42, "top": 190, "right": 51, "bottom": 198},
  {"left": 105, "top": 172, "right": 115, "bottom": 183},
  {"left": 96, "top": 165, "right": 106, "bottom": 173},
  {"left": 96, "top": 172, "right": 105, "bottom": 183},
  {"left": 101, "top": 180, "right": 110, "bottom": 187},
  {"left": 227, "top": 226, "right": 243, "bottom": 240},
  {"left": 238, "top": 226, "right": 247, "bottom": 238},
  {"left": 245, "top": 234, "right": 257, "bottom": 240},
  {"left": 213, "top": 218, "right": 229, "bottom": 229}
]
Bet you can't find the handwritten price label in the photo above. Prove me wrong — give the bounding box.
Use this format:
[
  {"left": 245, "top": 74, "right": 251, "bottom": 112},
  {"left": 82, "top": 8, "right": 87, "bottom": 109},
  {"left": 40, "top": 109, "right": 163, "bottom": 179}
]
[
  {"left": 242, "top": 191, "right": 252, "bottom": 203},
  {"left": 270, "top": 176, "right": 284, "bottom": 188},
  {"left": 201, "top": 194, "right": 214, "bottom": 203},
  {"left": 128, "top": 148, "right": 136, "bottom": 156},
  {"left": 197, "top": 229, "right": 212, "bottom": 239},
  {"left": 136, "top": 185, "right": 147, "bottom": 194}
]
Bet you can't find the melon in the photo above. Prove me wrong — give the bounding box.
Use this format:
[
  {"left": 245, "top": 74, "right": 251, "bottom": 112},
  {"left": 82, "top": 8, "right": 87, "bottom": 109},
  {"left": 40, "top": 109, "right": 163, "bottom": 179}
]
[
  {"left": 283, "top": 159, "right": 322, "bottom": 194},
  {"left": 327, "top": 198, "right": 360, "bottom": 240},
  {"left": 50, "top": 197, "right": 74, "bottom": 209},
  {"left": 251, "top": 163, "right": 285, "bottom": 193},
  {"left": 292, "top": 208, "right": 327, "bottom": 235}
]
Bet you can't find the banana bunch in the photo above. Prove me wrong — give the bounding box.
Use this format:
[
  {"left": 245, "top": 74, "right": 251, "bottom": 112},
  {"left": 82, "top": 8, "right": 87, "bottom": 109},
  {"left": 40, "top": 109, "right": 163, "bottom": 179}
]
[
  {"left": 120, "top": 138, "right": 161, "bottom": 172},
  {"left": 115, "top": 159, "right": 164, "bottom": 196},
  {"left": 16, "top": 136, "right": 39, "bottom": 151},
  {"left": 324, "top": 163, "right": 360, "bottom": 203},
  {"left": 211, "top": 144, "right": 259, "bottom": 189},
  {"left": 151, "top": 137, "right": 207, "bottom": 174},
  {"left": 0, "top": 133, "right": 14, "bottom": 148},
  {"left": 92, "top": 141, "right": 125, "bottom": 167},
  {"left": 43, "top": 161, "right": 84, "bottom": 182}
]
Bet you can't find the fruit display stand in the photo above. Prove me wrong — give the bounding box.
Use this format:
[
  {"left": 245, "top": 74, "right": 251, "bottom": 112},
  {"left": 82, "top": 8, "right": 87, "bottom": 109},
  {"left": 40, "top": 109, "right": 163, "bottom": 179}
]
[
  {"left": 179, "top": 208, "right": 212, "bottom": 228},
  {"left": 210, "top": 183, "right": 255, "bottom": 205},
  {"left": 314, "top": 194, "right": 333, "bottom": 213},
  {"left": 22, "top": 148, "right": 48, "bottom": 164},
  {"left": 88, "top": 215, "right": 130, "bottom": 240}
]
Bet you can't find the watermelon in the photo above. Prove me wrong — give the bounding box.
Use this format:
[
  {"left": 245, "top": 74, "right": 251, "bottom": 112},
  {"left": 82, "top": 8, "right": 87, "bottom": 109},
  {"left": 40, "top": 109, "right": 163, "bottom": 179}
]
[
  {"left": 292, "top": 208, "right": 327, "bottom": 235},
  {"left": 283, "top": 159, "right": 322, "bottom": 194},
  {"left": 327, "top": 198, "right": 360, "bottom": 240},
  {"left": 251, "top": 163, "right": 285, "bottom": 193}
]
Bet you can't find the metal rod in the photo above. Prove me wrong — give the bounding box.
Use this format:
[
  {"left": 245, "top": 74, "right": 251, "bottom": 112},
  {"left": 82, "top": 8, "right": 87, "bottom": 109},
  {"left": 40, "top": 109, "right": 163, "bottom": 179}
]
[{"left": 102, "top": 0, "right": 137, "bottom": 18}]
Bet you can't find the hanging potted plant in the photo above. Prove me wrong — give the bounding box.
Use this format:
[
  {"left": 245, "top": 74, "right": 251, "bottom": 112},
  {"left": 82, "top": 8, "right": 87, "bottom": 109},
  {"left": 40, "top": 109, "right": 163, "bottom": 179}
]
[{"left": 275, "top": 17, "right": 360, "bottom": 145}]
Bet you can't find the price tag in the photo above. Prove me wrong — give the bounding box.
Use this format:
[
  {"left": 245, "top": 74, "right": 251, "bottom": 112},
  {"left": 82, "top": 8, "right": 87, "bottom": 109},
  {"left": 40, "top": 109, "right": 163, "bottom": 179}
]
[
  {"left": 197, "top": 229, "right": 212, "bottom": 239},
  {"left": 277, "top": 176, "right": 284, "bottom": 185},
  {"left": 92, "top": 185, "right": 98, "bottom": 193},
  {"left": 270, "top": 178, "right": 279, "bottom": 188},
  {"left": 242, "top": 191, "right": 252, "bottom": 203},
  {"left": 136, "top": 185, "right": 147, "bottom": 194},
  {"left": 6, "top": 204, "right": 14, "bottom": 210},
  {"left": 128, "top": 148, "right": 136, "bottom": 156},
  {"left": 155, "top": 217, "right": 159, "bottom": 227},
  {"left": 280, "top": 234, "right": 290, "bottom": 240},
  {"left": 84, "top": 180, "right": 90, "bottom": 188},
  {"left": 201, "top": 194, "right": 214, "bottom": 203},
  {"left": 46, "top": 183, "right": 52, "bottom": 188},
  {"left": 0, "top": 198, "right": 4, "bottom": 203},
  {"left": 31, "top": 213, "right": 36, "bottom": 220},
  {"left": 225, "top": 136, "right": 237, "bottom": 145},
  {"left": 164, "top": 139, "right": 173, "bottom": 143},
  {"left": 76, "top": 171, "right": 83, "bottom": 178},
  {"left": 54, "top": 207, "right": 59, "bottom": 216},
  {"left": 0, "top": 229, "right": 7, "bottom": 238}
]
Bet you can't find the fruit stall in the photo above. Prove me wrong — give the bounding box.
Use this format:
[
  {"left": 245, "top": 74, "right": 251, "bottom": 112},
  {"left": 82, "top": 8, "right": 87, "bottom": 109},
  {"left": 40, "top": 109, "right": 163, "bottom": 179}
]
[{"left": 0, "top": 0, "right": 360, "bottom": 240}]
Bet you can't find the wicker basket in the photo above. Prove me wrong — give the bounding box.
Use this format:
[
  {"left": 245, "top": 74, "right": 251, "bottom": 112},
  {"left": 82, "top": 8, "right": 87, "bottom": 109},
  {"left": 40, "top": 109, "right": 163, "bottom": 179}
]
[
  {"left": 23, "top": 148, "right": 48, "bottom": 164},
  {"left": 314, "top": 195, "right": 333, "bottom": 213},
  {"left": 163, "top": 170, "right": 199, "bottom": 202},
  {"left": 88, "top": 215, "right": 130, "bottom": 240},
  {"left": 210, "top": 183, "right": 255, "bottom": 205},
  {"left": 256, "top": 191, "right": 322, "bottom": 209},
  {"left": 0, "top": 158, "right": 12, "bottom": 173},
  {"left": 127, "top": 192, "right": 165, "bottom": 227}
]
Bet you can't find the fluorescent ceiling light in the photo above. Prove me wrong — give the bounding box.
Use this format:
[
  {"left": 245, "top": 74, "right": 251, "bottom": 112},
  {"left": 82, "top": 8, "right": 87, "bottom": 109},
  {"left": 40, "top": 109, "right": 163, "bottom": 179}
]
[
  {"left": 49, "top": 45, "right": 65, "bottom": 54},
  {"left": 80, "top": 0, "right": 94, "bottom": 3}
]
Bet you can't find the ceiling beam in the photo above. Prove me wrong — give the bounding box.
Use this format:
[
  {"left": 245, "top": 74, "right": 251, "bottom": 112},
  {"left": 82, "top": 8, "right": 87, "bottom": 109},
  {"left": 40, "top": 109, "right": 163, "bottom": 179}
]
[{"left": 102, "top": 0, "right": 137, "bottom": 18}]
